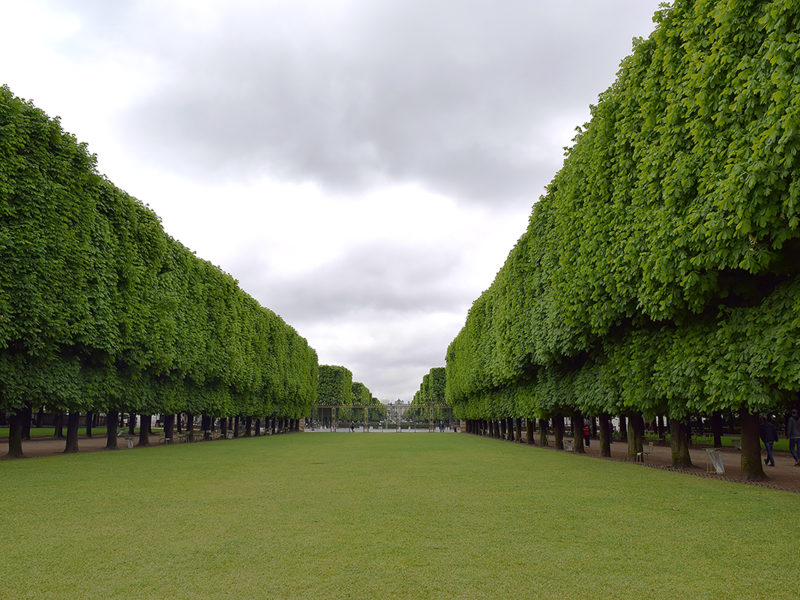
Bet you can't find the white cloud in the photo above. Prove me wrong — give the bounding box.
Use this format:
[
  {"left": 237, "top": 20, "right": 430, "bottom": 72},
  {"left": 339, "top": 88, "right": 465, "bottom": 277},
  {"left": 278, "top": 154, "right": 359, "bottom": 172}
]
[{"left": 2, "top": 0, "right": 665, "bottom": 399}]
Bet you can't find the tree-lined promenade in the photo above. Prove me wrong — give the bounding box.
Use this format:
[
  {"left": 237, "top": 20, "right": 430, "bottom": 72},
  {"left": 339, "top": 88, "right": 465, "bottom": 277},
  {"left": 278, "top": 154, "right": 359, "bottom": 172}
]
[
  {"left": 0, "top": 85, "right": 318, "bottom": 458},
  {"left": 446, "top": 0, "right": 800, "bottom": 481}
]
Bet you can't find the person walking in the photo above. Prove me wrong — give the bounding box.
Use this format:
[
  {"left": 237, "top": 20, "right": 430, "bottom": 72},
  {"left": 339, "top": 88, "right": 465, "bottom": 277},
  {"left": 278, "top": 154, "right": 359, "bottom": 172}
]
[
  {"left": 759, "top": 415, "right": 779, "bottom": 467},
  {"left": 583, "top": 423, "right": 591, "bottom": 448},
  {"left": 787, "top": 409, "right": 800, "bottom": 466}
]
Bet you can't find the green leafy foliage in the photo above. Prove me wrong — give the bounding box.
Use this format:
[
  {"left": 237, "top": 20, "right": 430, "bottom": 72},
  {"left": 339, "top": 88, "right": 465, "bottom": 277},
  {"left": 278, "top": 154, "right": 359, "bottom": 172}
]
[
  {"left": 317, "top": 365, "right": 353, "bottom": 406},
  {"left": 0, "top": 85, "right": 318, "bottom": 420},
  {"left": 446, "top": 0, "right": 800, "bottom": 420}
]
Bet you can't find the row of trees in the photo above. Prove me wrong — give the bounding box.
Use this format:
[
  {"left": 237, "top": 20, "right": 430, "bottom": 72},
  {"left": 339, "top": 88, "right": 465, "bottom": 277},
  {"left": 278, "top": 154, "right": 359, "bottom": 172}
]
[
  {"left": 410, "top": 367, "right": 452, "bottom": 426},
  {"left": 445, "top": 0, "right": 800, "bottom": 480},
  {"left": 314, "top": 365, "right": 383, "bottom": 427},
  {"left": 1, "top": 85, "right": 318, "bottom": 457}
]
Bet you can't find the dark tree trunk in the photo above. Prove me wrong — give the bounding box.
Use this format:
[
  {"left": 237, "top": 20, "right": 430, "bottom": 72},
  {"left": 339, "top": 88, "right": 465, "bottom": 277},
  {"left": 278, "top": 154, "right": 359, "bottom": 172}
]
[
  {"left": 64, "top": 412, "right": 80, "bottom": 453},
  {"left": 106, "top": 409, "right": 119, "bottom": 450},
  {"left": 244, "top": 416, "right": 252, "bottom": 437},
  {"left": 7, "top": 407, "right": 25, "bottom": 458},
  {"left": 186, "top": 413, "right": 195, "bottom": 441},
  {"left": 164, "top": 414, "right": 175, "bottom": 443},
  {"left": 590, "top": 416, "right": 597, "bottom": 438},
  {"left": 138, "top": 415, "right": 150, "bottom": 447},
  {"left": 85, "top": 411, "right": 93, "bottom": 438},
  {"left": 539, "top": 419, "right": 548, "bottom": 446},
  {"left": 618, "top": 414, "right": 627, "bottom": 442},
  {"left": 234, "top": 416, "right": 240, "bottom": 438},
  {"left": 627, "top": 413, "right": 644, "bottom": 459},
  {"left": 526, "top": 419, "right": 535, "bottom": 445},
  {"left": 221, "top": 417, "right": 228, "bottom": 438},
  {"left": 176, "top": 413, "right": 182, "bottom": 433},
  {"left": 202, "top": 414, "right": 211, "bottom": 440},
  {"left": 22, "top": 404, "right": 32, "bottom": 440},
  {"left": 254, "top": 418, "right": 261, "bottom": 436},
  {"left": 127, "top": 413, "right": 136, "bottom": 435},
  {"left": 573, "top": 412, "right": 585, "bottom": 454},
  {"left": 553, "top": 416, "right": 565, "bottom": 450},
  {"left": 740, "top": 406, "right": 766, "bottom": 481},
  {"left": 669, "top": 418, "right": 692, "bottom": 468},
  {"left": 657, "top": 415, "right": 666, "bottom": 441},
  {"left": 35, "top": 405, "right": 44, "bottom": 428},
  {"left": 53, "top": 412, "right": 65, "bottom": 439},
  {"left": 711, "top": 411, "right": 723, "bottom": 448},
  {"left": 599, "top": 413, "right": 612, "bottom": 458}
]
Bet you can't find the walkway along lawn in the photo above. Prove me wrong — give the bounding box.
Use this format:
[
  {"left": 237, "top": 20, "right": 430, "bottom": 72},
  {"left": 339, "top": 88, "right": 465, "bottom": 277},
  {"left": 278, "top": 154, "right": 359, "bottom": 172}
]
[{"left": 1, "top": 434, "right": 795, "bottom": 599}]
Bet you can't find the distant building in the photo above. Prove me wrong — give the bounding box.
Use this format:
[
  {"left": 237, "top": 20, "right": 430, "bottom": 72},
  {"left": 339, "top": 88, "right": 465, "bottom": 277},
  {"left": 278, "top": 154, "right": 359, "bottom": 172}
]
[{"left": 383, "top": 399, "right": 410, "bottom": 423}]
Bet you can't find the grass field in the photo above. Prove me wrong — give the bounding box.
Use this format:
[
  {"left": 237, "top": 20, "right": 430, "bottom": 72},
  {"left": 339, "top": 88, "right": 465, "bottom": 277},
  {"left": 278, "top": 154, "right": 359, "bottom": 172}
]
[{"left": 1, "top": 434, "right": 795, "bottom": 599}]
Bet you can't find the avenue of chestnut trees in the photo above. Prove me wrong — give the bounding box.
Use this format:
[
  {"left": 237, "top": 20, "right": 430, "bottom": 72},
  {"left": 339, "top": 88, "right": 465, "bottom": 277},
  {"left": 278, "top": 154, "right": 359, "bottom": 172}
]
[
  {"left": 445, "top": 0, "right": 800, "bottom": 480},
  {"left": 0, "top": 85, "right": 318, "bottom": 457}
]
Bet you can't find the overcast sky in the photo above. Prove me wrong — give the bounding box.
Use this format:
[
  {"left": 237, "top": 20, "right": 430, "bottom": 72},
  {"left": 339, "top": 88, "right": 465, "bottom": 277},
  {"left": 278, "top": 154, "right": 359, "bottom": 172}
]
[{"left": 1, "top": 0, "right": 664, "bottom": 401}]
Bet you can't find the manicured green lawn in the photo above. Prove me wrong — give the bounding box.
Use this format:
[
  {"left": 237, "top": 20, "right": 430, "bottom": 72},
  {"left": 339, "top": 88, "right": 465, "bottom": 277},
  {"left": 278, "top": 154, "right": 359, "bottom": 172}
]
[{"left": 0, "top": 434, "right": 795, "bottom": 599}]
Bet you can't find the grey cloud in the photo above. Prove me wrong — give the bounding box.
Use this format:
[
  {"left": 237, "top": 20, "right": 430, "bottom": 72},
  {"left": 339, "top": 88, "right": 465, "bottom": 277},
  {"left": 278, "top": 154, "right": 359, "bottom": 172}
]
[
  {"left": 53, "top": 0, "right": 662, "bottom": 203},
  {"left": 233, "top": 241, "right": 474, "bottom": 323}
]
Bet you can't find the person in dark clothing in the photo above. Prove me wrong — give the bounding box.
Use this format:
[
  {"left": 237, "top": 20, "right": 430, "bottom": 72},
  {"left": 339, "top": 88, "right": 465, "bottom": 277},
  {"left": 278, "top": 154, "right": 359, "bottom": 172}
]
[
  {"left": 583, "top": 423, "right": 591, "bottom": 447},
  {"left": 759, "top": 415, "right": 779, "bottom": 467},
  {"left": 787, "top": 409, "right": 800, "bottom": 466}
]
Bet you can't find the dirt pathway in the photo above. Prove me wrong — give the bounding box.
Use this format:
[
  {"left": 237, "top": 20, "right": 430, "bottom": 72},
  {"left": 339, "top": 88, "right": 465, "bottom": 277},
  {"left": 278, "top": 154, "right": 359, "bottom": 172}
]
[{"left": 562, "top": 437, "right": 800, "bottom": 493}]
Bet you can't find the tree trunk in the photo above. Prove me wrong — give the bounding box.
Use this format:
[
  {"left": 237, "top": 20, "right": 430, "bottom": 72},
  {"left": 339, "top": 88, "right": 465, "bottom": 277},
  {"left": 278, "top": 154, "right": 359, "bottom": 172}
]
[
  {"left": 539, "top": 419, "right": 548, "bottom": 446},
  {"left": 186, "top": 413, "right": 195, "bottom": 441},
  {"left": 221, "top": 417, "right": 228, "bottom": 438},
  {"left": 573, "top": 411, "right": 585, "bottom": 453},
  {"left": 526, "top": 419, "right": 535, "bottom": 445},
  {"left": 163, "top": 414, "right": 174, "bottom": 443},
  {"left": 106, "top": 409, "right": 119, "bottom": 450},
  {"left": 254, "top": 418, "right": 261, "bottom": 436},
  {"left": 669, "top": 418, "right": 692, "bottom": 468},
  {"left": 138, "top": 415, "right": 150, "bottom": 447},
  {"left": 84, "top": 411, "right": 93, "bottom": 438},
  {"left": 7, "top": 407, "right": 25, "bottom": 458},
  {"left": 176, "top": 413, "right": 182, "bottom": 434},
  {"left": 35, "top": 405, "right": 44, "bottom": 428},
  {"left": 711, "top": 411, "right": 723, "bottom": 448},
  {"left": 553, "top": 416, "right": 565, "bottom": 450},
  {"left": 618, "top": 414, "right": 627, "bottom": 442},
  {"left": 740, "top": 406, "right": 766, "bottom": 481},
  {"left": 53, "top": 412, "right": 65, "bottom": 439},
  {"left": 22, "top": 404, "right": 32, "bottom": 440},
  {"left": 127, "top": 413, "right": 135, "bottom": 435},
  {"left": 599, "top": 413, "right": 611, "bottom": 458},
  {"left": 244, "top": 416, "right": 252, "bottom": 437},
  {"left": 627, "top": 413, "right": 644, "bottom": 459},
  {"left": 234, "top": 416, "right": 240, "bottom": 438},
  {"left": 64, "top": 412, "right": 80, "bottom": 453},
  {"left": 201, "top": 414, "right": 211, "bottom": 440}
]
